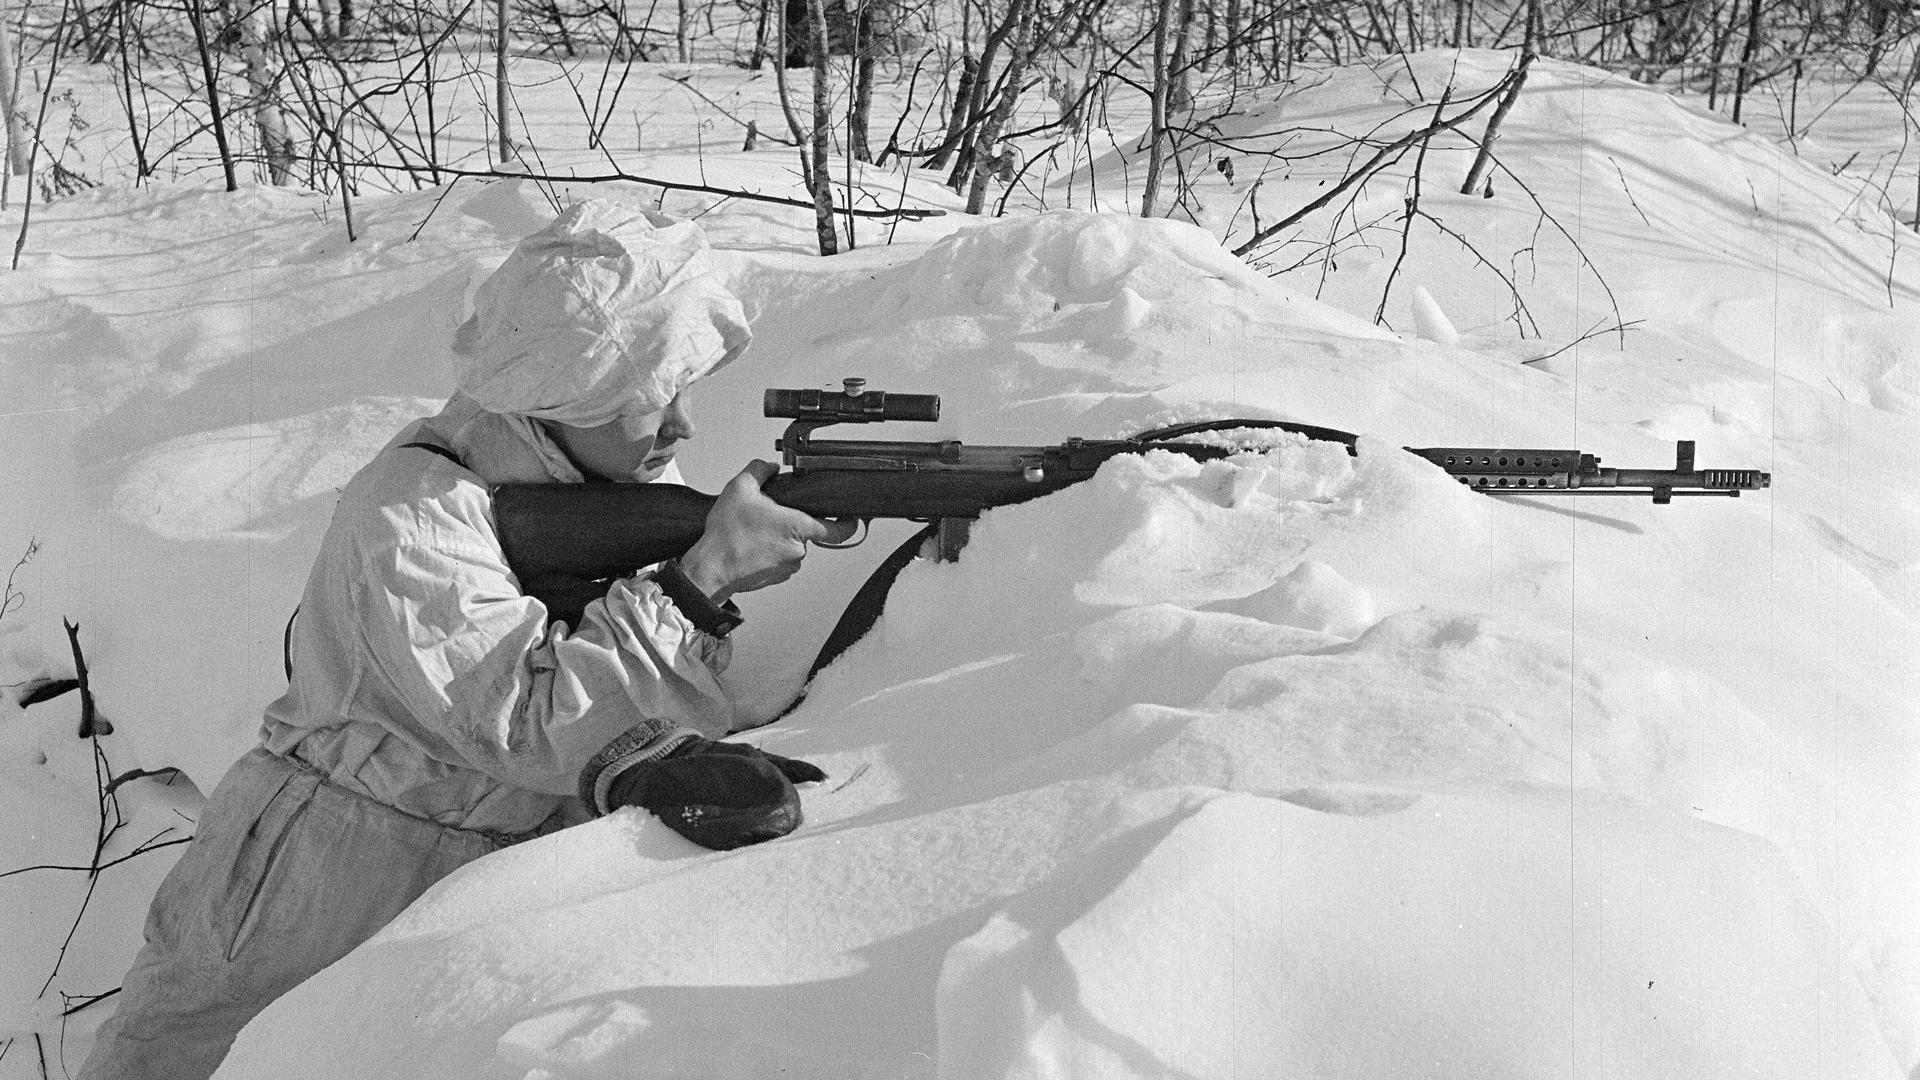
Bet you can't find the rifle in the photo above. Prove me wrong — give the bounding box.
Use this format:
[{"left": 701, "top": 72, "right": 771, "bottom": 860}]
[{"left": 494, "top": 380, "right": 1770, "bottom": 652}]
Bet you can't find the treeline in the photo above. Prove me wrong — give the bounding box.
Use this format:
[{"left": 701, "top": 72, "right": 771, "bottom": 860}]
[{"left": 0, "top": 0, "right": 1916, "bottom": 247}]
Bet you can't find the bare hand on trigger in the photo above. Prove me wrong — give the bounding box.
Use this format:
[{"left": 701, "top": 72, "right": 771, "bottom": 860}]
[{"left": 677, "top": 461, "right": 858, "bottom": 602}]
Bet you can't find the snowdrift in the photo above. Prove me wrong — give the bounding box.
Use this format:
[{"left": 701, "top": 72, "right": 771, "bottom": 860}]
[
  {"left": 1143, "top": 51, "right": 1920, "bottom": 414},
  {"left": 0, "top": 50, "right": 1913, "bottom": 1080},
  {"left": 192, "top": 201, "right": 1897, "bottom": 1078}
]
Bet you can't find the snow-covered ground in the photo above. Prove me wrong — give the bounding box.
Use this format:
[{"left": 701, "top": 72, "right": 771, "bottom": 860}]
[{"left": 1, "top": 47, "right": 1915, "bottom": 1079}]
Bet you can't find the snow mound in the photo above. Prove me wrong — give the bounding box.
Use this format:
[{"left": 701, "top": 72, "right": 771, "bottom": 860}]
[
  {"left": 0, "top": 142, "right": 1911, "bottom": 1075},
  {"left": 216, "top": 395, "right": 1889, "bottom": 1080},
  {"left": 938, "top": 790, "right": 1889, "bottom": 1080},
  {"left": 1161, "top": 50, "right": 1920, "bottom": 416},
  {"left": 724, "top": 212, "right": 1393, "bottom": 418},
  {"left": 111, "top": 397, "right": 444, "bottom": 541}
]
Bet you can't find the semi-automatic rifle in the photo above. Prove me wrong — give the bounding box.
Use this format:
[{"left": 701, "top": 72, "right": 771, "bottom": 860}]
[{"left": 493, "top": 379, "right": 1770, "bottom": 660}]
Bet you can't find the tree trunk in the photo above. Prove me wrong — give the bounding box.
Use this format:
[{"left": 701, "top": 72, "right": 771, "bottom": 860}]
[
  {"left": 676, "top": 0, "right": 690, "bottom": 61},
  {"left": 945, "top": 0, "right": 1022, "bottom": 189},
  {"left": 749, "top": 0, "right": 770, "bottom": 68},
  {"left": 1141, "top": 0, "right": 1173, "bottom": 217},
  {"left": 1167, "top": 0, "right": 1195, "bottom": 117},
  {"left": 187, "top": 0, "right": 239, "bottom": 191},
  {"left": 238, "top": 3, "right": 295, "bottom": 184},
  {"left": 1706, "top": 0, "right": 1733, "bottom": 108},
  {"left": 12, "top": 0, "right": 69, "bottom": 259},
  {"left": 495, "top": 0, "right": 514, "bottom": 161},
  {"left": 925, "top": 52, "right": 974, "bottom": 171},
  {"left": 0, "top": 0, "right": 32, "bottom": 176},
  {"left": 772, "top": 0, "right": 808, "bottom": 150},
  {"left": 1283, "top": 0, "right": 1295, "bottom": 78},
  {"left": 1730, "top": 0, "right": 1762, "bottom": 123},
  {"left": 1225, "top": 0, "right": 1241, "bottom": 68},
  {"left": 848, "top": 0, "right": 883, "bottom": 161},
  {"left": 965, "top": 0, "right": 1033, "bottom": 214},
  {"left": 1460, "top": 49, "right": 1531, "bottom": 197},
  {"left": 1200, "top": 0, "right": 1215, "bottom": 70},
  {"left": 1865, "top": 0, "right": 1892, "bottom": 74},
  {"left": 807, "top": 0, "right": 839, "bottom": 253},
  {"left": 112, "top": 0, "right": 151, "bottom": 178}
]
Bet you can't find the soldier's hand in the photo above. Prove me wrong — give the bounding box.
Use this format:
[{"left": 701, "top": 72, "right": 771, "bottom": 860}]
[{"left": 677, "top": 461, "right": 857, "bottom": 602}]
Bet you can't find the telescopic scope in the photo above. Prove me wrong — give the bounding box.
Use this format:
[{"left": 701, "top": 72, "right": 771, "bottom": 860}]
[{"left": 764, "top": 378, "right": 940, "bottom": 423}]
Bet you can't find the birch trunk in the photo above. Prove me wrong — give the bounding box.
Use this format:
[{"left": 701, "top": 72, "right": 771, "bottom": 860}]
[
  {"left": 495, "top": 0, "right": 513, "bottom": 161},
  {"left": 239, "top": 1, "right": 295, "bottom": 184},
  {"left": 1141, "top": 0, "right": 1173, "bottom": 216},
  {"left": 807, "top": 0, "right": 838, "bottom": 254},
  {"left": 964, "top": 0, "right": 1033, "bottom": 214},
  {"left": 0, "top": 0, "right": 30, "bottom": 176}
]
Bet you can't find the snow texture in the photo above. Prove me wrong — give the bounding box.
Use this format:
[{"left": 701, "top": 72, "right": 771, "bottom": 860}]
[{"left": 0, "top": 48, "right": 1914, "bottom": 1080}]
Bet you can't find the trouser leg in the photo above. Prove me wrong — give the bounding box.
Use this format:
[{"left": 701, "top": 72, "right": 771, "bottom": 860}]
[{"left": 74, "top": 749, "right": 499, "bottom": 1080}]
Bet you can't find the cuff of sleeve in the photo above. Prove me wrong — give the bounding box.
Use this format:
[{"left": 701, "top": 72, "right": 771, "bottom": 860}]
[
  {"left": 579, "top": 720, "right": 703, "bottom": 815},
  {"left": 652, "top": 560, "right": 744, "bottom": 639}
]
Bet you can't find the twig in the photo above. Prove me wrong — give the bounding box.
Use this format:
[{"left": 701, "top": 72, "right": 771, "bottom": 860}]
[
  {"left": 0, "top": 834, "right": 193, "bottom": 881},
  {"left": 406, "top": 176, "right": 464, "bottom": 242},
  {"left": 31, "top": 737, "right": 193, "bottom": 1000},
  {"left": 62, "top": 620, "right": 108, "bottom": 739},
  {"left": 61, "top": 987, "right": 120, "bottom": 1018},
  {"left": 1608, "top": 154, "right": 1653, "bottom": 227},
  {"left": 103, "top": 767, "right": 183, "bottom": 798},
  {"left": 1, "top": 538, "right": 38, "bottom": 622},
  {"left": 1415, "top": 207, "right": 1541, "bottom": 337},
  {"left": 830, "top": 762, "right": 871, "bottom": 793},
  {"left": 1486, "top": 153, "right": 1629, "bottom": 346},
  {"left": 12, "top": 0, "right": 72, "bottom": 270},
  {"left": 1521, "top": 318, "right": 1645, "bottom": 364},
  {"left": 1229, "top": 67, "right": 1520, "bottom": 258},
  {"left": 996, "top": 139, "right": 1065, "bottom": 216},
  {"left": 1375, "top": 83, "right": 1452, "bottom": 326},
  {"left": 253, "top": 156, "right": 945, "bottom": 220},
  {"left": 666, "top": 72, "right": 797, "bottom": 145}
]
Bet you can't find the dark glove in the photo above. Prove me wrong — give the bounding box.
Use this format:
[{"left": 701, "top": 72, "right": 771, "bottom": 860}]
[{"left": 605, "top": 738, "right": 826, "bottom": 850}]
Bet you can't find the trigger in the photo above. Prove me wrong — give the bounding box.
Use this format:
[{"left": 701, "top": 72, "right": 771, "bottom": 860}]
[{"left": 814, "top": 519, "right": 869, "bottom": 550}]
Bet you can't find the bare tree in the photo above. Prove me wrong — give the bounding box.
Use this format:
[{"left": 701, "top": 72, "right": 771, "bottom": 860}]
[
  {"left": 807, "top": 0, "right": 839, "bottom": 252},
  {"left": 1141, "top": 0, "right": 1174, "bottom": 215},
  {"left": 965, "top": 0, "right": 1034, "bottom": 213},
  {"left": 496, "top": 0, "right": 515, "bottom": 161},
  {"left": 186, "top": 0, "right": 241, "bottom": 190},
  {"left": 237, "top": 0, "right": 296, "bottom": 183},
  {"left": 1461, "top": 21, "right": 1535, "bottom": 195},
  {"left": 0, "top": 0, "right": 29, "bottom": 177},
  {"left": 1730, "top": 0, "right": 1764, "bottom": 122}
]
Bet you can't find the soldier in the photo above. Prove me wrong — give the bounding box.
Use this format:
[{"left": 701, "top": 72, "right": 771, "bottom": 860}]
[{"left": 77, "top": 200, "right": 850, "bottom": 1080}]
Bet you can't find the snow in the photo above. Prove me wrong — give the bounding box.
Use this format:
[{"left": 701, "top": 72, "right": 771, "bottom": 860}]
[{"left": 0, "top": 46, "right": 1915, "bottom": 1080}]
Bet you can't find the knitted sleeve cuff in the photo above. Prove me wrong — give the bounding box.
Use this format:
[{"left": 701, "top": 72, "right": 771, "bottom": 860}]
[
  {"left": 578, "top": 719, "right": 703, "bottom": 815},
  {"left": 652, "top": 559, "right": 744, "bottom": 639}
]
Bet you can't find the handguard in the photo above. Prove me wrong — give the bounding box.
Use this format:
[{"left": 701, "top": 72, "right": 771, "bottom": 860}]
[{"left": 1404, "top": 441, "right": 1771, "bottom": 503}]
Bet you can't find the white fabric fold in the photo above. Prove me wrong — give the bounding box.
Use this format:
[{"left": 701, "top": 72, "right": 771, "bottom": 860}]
[{"left": 452, "top": 199, "right": 751, "bottom": 426}]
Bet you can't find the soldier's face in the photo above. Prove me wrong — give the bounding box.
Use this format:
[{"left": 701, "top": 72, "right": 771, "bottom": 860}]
[{"left": 547, "top": 390, "right": 696, "bottom": 483}]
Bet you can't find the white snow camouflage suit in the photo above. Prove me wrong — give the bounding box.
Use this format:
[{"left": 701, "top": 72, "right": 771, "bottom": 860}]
[{"left": 75, "top": 394, "right": 740, "bottom": 1080}]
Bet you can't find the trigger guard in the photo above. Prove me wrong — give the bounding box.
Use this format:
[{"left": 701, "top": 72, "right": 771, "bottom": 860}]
[{"left": 813, "top": 519, "right": 869, "bottom": 550}]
